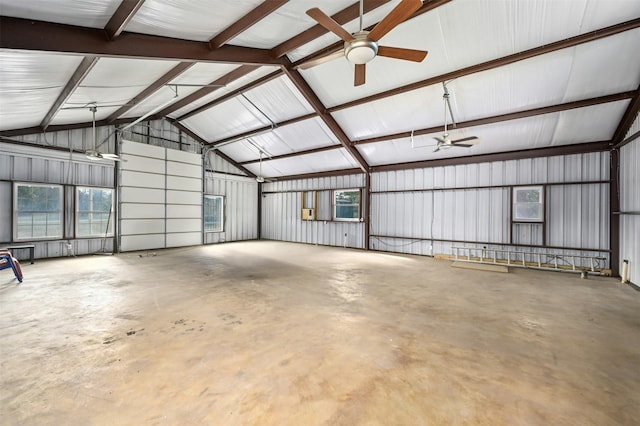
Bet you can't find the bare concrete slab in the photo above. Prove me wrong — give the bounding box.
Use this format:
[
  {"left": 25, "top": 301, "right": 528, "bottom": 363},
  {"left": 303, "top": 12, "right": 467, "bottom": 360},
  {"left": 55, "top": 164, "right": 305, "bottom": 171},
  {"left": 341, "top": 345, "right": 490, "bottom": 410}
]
[
  {"left": 452, "top": 260, "right": 510, "bottom": 273},
  {"left": 1, "top": 241, "right": 639, "bottom": 425}
]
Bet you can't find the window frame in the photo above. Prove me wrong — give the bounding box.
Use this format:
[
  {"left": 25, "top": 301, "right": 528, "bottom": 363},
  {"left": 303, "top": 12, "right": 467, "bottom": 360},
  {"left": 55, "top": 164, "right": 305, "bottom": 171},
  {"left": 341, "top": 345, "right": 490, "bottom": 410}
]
[
  {"left": 75, "top": 186, "right": 114, "bottom": 238},
  {"left": 332, "top": 188, "right": 362, "bottom": 222},
  {"left": 13, "top": 182, "right": 64, "bottom": 241},
  {"left": 203, "top": 194, "right": 224, "bottom": 233},
  {"left": 512, "top": 185, "right": 544, "bottom": 223}
]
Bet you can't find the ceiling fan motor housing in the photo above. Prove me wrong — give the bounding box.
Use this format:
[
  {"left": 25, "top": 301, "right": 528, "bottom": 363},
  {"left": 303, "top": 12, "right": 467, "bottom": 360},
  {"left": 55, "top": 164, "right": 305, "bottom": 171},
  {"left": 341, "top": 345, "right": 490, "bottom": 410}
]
[{"left": 345, "top": 31, "right": 378, "bottom": 64}]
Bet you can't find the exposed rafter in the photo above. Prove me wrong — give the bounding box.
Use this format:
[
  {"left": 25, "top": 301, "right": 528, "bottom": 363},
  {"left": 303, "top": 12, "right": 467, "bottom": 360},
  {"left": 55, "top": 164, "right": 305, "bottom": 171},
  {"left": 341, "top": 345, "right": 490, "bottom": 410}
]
[
  {"left": 209, "top": 0, "right": 289, "bottom": 49},
  {"left": 281, "top": 61, "right": 369, "bottom": 172},
  {"left": 107, "top": 62, "right": 194, "bottom": 123},
  {"left": 238, "top": 144, "right": 339, "bottom": 165},
  {"left": 212, "top": 113, "right": 316, "bottom": 146},
  {"left": 151, "top": 65, "right": 261, "bottom": 119},
  {"left": 40, "top": 55, "right": 99, "bottom": 130},
  {"left": 325, "top": 17, "right": 640, "bottom": 113},
  {"left": 0, "top": 16, "right": 282, "bottom": 65},
  {"left": 612, "top": 85, "right": 640, "bottom": 147},
  {"left": 270, "top": 0, "right": 392, "bottom": 58},
  {"left": 177, "top": 69, "right": 284, "bottom": 121},
  {"left": 353, "top": 91, "right": 637, "bottom": 145},
  {"left": 170, "top": 120, "right": 256, "bottom": 178},
  {"left": 104, "top": 0, "right": 146, "bottom": 40}
]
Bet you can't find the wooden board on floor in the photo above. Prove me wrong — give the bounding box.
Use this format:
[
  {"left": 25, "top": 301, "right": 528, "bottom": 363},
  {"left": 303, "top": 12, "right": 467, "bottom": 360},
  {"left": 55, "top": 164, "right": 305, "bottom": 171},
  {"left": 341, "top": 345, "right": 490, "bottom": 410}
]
[{"left": 451, "top": 261, "right": 509, "bottom": 273}]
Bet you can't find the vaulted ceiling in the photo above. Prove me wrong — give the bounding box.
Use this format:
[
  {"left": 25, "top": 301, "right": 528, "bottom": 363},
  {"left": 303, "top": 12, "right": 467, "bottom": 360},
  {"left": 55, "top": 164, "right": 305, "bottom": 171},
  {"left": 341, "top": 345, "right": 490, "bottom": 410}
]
[{"left": 1, "top": 0, "right": 639, "bottom": 179}]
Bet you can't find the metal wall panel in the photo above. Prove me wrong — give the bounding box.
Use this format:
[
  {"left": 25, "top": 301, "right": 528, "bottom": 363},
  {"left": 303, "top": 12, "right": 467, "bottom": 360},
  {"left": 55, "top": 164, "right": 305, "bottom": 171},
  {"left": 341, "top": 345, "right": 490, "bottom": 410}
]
[
  {"left": 371, "top": 152, "right": 610, "bottom": 266},
  {"left": 0, "top": 141, "right": 115, "bottom": 259},
  {"left": 620, "top": 135, "right": 639, "bottom": 286},
  {"left": 204, "top": 173, "right": 258, "bottom": 244},
  {"left": 261, "top": 175, "right": 366, "bottom": 249}
]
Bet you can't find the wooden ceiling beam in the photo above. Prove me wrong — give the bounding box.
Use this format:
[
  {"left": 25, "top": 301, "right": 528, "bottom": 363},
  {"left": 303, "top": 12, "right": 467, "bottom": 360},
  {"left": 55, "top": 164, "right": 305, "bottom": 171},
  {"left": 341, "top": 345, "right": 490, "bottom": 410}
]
[
  {"left": 271, "top": 0, "right": 392, "bottom": 58},
  {"left": 40, "top": 55, "right": 99, "bottom": 130},
  {"left": 0, "top": 16, "right": 282, "bottom": 65},
  {"left": 209, "top": 0, "right": 289, "bottom": 49},
  {"left": 107, "top": 62, "right": 194, "bottom": 122},
  {"left": 353, "top": 91, "right": 637, "bottom": 145},
  {"left": 177, "top": 69, "right": 284, "bottom": 121},
  {"left": 104, "top": 0, "right": 146, "bottom": 40},
  {"left": 326, "top": 17, "right": 640, "bottom": 113}
]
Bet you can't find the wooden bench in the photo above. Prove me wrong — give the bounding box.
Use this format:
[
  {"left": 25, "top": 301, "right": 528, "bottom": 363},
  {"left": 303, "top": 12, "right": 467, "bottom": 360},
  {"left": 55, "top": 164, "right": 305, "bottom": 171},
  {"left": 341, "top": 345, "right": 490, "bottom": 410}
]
[{"left": 0, "top": 244, "right": 35, "bottom": 264}]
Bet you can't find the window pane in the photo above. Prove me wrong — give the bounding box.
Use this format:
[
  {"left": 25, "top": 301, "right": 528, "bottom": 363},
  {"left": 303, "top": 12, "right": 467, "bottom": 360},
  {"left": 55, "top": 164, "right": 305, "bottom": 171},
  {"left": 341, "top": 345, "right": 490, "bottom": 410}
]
[
  {"left": 76, "top": 187, "right": 113, "bottom": 237},
  {"left": 204, "top": 195, "right": 223, "bottom": 232},
  {"left": 334, "top": 190, "right": 360, "bottom": 221},
  {"left": 15, "top": 184, "right": 63, "bottom": 240}
]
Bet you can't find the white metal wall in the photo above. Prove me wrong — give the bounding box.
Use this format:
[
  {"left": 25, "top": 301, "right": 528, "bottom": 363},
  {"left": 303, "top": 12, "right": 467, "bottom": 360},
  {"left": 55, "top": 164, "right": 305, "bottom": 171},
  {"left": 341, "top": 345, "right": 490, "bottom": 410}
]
[
  {"left": 261, "top": 174, "right": 366, "bottom": 248},
  {"left": 370, "top": 152, "right": 611, "bottom": 267},
  {"left": 119, "top": 140, "right": 202, "bottom": 252},
  {"left": 620, "top": 114, "right": 640, "bottom": 286},
  {"left": 0, "top": 141, "right": 115, "bottom": 258},
  {"left": 204, "top": 172, "right": 258, "bottom": 244}
]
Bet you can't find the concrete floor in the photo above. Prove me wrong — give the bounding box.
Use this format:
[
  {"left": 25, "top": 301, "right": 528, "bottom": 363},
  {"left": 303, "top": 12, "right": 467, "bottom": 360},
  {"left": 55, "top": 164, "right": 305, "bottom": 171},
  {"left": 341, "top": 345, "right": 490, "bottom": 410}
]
[{"left": 1, "top": 241, "right": 639, "bottom": 425}]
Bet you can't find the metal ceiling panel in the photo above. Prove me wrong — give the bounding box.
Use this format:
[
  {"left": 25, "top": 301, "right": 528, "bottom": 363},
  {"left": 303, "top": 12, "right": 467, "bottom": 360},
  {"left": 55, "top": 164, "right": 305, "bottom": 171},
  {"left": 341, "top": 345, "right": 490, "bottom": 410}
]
[
  {"left": 244, "top": 147, "right": 359, "bottom": 178},
  {"left": 218, "top": 117, "right": 340, "bottom": 163},
  {"left": 563, "top": 29, "right": 640, "bottom": 101},
  {"left": 241, "top": 75, "right": 315, "bottom": 122},
  {"left": 181, "top": 97, "right": 271, "bottom": 143},
  {"left": 0, "top": 51, "right": 83, "bottom": 131},
  {"left": 0, "top": 0, "right": 120, "bottom": 28},
  {"left": 169, "top": 66, "right": 280, "bottom": 118},
  {"left": 126, "top": 0, "right": 263, "bottom": 42},
  {"left": 230, "top": 0, "right": 364, "bottom": 49},
  {"left": 120, "top": 62, "right": 239, "bottom": 119},
  {"left": 331, "top": 84, "right": 445, "bottom": 141},
  {"left": 357, "top": 101, "right": 630, "bottom": 166},
  {"left": 53, "top": 57, "right": 182, "bottom": 124}
]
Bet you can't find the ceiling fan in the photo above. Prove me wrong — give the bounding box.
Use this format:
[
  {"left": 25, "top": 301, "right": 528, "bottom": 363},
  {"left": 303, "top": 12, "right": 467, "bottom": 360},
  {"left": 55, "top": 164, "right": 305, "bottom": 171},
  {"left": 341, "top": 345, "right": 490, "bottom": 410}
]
[
  {"left": 432, "top": 87, "right": 479, "bottom": 152},
  {"left": 255, "top": 152, "right": 271, "bottom": 183},
  {"left": 304, "top": 0, "right": 428, "bottom": 86},
  {"left": 86, "top": 105, "right": 126, "bottom": 162}
]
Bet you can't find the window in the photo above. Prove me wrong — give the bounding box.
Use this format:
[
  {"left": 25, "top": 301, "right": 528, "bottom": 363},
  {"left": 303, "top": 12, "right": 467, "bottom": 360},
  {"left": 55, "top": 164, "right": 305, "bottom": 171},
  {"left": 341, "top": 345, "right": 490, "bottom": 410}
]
[
  {"left": 14, "top": 183, "right": 63, "bottom": 240},
  {"left": 513, "top": 186, "right": 544, "bottom": 222},
  {"left": 204, "top": 195, "right": 224, "bottom": 232},
  {"left": 333, "top": 189, "right": 361, "bottom": 221},
  {"left": 77, "top": 187, "right": 114, "bottom": 237}
]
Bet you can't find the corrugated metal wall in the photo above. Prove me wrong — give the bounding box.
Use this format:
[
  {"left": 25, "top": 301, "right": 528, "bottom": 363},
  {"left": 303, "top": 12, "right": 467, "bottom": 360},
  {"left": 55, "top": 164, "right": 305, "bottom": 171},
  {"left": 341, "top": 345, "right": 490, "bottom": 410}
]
[
  {"left": 0, "top": 141, "right": 115, "bottom": 259},
  {"left": 261, "top": 174, "right": 366, "bottom": 248},
  {"left": 204, "top": 173, "right": 258, "bottom": 244},
  {"left": 620, "top": 113, "right": 640, "bottom": 286},
  {"left": 370, "top": 152, "right": 611, "bottom": 267}
]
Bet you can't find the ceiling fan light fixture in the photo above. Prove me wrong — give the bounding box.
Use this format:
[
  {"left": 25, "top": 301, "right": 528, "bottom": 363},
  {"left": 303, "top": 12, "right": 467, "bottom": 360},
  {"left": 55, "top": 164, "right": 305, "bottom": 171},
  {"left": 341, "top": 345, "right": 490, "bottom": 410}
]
[{"left": 345, "top": 34, "right": 378, "bottom": 64}]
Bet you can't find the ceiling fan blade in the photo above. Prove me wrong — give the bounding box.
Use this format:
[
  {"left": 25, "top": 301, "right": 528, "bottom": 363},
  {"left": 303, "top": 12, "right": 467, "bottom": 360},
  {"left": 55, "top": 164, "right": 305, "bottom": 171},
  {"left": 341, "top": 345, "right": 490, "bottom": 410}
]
[
  {"left": 433, "top": 146, "right": 440, "bottom": 153},
  {"left": 433, "top": 137, "right": 446, "bottom": 144},
  {"left": 377, "top": 45, "right": 428, "bottom": 62},
  {"left": 452, "top": 143, "right": 475, "bottom": 148},
  {"left": 354, "top": 64, "right": 366, "bottom": 86},
  {"left": 452, "top": 136, "right": 479, "bottom": 144},
  {"left": 306, "top": 8, "right": 354, "bottom": 42},
  {"left": 297, "top": 49, "right": 345, "bottom": 70},
  {"left": 368, "top": 0, "right": 423, "bottom": 42}
]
